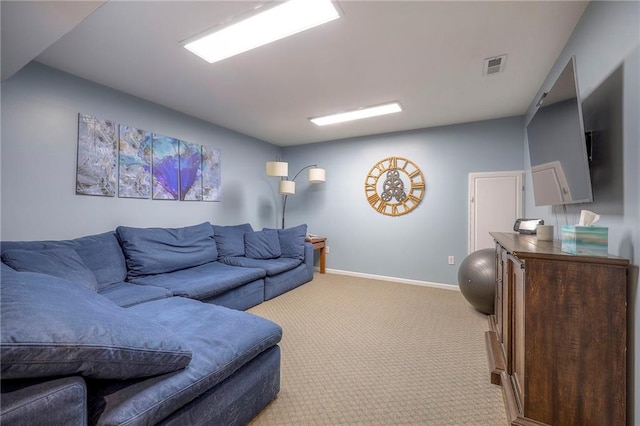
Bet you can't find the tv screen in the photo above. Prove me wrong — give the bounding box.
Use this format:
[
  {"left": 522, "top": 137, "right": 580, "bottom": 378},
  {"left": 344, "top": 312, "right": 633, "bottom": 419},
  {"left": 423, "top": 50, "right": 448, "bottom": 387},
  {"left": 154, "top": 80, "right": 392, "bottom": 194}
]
[{"left": 526, "top": 56, "right": 593, "bottom": 206}]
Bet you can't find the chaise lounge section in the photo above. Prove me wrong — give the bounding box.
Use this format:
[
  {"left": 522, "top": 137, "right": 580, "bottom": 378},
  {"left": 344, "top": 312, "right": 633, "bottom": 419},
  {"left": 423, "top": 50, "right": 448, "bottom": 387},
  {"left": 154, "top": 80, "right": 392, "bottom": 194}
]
[{"left": 0, "top": 221, "right": 314, "bottom": 425}]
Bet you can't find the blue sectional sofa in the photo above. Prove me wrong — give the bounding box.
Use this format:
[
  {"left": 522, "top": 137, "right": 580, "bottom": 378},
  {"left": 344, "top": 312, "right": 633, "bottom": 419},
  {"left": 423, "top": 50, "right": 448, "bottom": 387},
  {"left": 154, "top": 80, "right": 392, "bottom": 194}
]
[{"left": 0, "top": 222, "right": 314, "bottom": 425}]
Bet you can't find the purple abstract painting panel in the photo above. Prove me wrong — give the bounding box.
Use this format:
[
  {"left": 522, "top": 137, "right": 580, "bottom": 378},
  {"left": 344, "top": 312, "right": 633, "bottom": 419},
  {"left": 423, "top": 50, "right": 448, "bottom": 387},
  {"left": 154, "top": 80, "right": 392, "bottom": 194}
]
[
  {"left": 76, "top": 113, "right": 221, "bottom": 203},
  {"left": 152, "top": 134, "right": 179, "bottom": 200},
  {"left": 202, "top": 146, "right": 221, "bottom": 202},
  {"left": 179, "top": 141, "right": 203, "bottom": 201},
  {"left": 119, "top": 125, "right": 152, "bottom": 198},
  {"left": 76, "top": 113, "right": 118, "bottom": 196}
]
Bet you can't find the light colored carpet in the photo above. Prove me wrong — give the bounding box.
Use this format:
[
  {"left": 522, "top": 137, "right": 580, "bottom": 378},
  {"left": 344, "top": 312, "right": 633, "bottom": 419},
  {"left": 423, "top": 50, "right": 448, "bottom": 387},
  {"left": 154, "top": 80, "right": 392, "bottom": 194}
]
[{"left": 247, "top": 273, "right": 507, "bottom": 425}]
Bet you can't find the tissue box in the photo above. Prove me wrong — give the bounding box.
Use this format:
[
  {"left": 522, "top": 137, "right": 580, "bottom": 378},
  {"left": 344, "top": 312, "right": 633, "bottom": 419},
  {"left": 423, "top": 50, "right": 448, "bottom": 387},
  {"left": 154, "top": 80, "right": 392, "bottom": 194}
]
[{"left": 561, "top": 226, "right": 608, "bottom": 256}]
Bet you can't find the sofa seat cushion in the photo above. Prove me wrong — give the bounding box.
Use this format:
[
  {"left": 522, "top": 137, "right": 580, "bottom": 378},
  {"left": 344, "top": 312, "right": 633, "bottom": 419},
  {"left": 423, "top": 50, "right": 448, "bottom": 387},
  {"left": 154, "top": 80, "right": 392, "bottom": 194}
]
[
  {"left": 98, "top": 281, "right": 173, "bottom": 308},
  {"left": 117, "top": 222, "right": 218, "bottom": 278},
  {"left": 1, "top": 248, "right": 99, "bottom": 291},
  {"left": 1, "top": 271, "right": 192, "bottom": 380},
  {"left": 264, "top": 262, "right": 313, "bottom": 300},
  {"left": 1, "top": 231, "right": 127, "bottom": 289},
  {"left": 129, "top": 261, "right": 266, "bottom": 300},
  {"left": 156, "top": 346, "right": 280, "bottom": 426},
  {"left": 222, "top": 256, "right": 303, "bottom": 276},
  {"left": 88, "top": 297, "right": 282, "bottom": 426}
]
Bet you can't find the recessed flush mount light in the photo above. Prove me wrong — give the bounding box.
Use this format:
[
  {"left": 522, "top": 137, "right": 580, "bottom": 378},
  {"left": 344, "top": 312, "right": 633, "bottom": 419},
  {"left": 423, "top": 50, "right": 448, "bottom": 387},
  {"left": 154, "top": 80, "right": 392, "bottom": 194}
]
[
  {"left": 184, "top": 0, "right": 340, "bottom": 64},
  {"left": 309, "top": 102, "right": 403, "bottom": 126}
]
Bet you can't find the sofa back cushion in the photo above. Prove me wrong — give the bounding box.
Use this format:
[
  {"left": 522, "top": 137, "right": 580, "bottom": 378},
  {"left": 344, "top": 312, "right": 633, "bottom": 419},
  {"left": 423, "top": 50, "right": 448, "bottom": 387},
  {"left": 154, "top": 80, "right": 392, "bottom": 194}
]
[
  {"left": 1, "top": 271, "right": 192, "bottom": 380},
  {"left": 1, "top": 248, "right": 98, "bottom": 292},
  {"left": 264, "top": 224, "right": 307, "bottom": 260},
  {"left": 116, "top": 222, "right": 217, "bottom": 278},
  {"left": 244, "top": 230, "right": 282, "bottom": 259},
  {"left": 1, "top": 232, "right": 127, "bottom": 289},
  {"left": 212, "top": 223, "right": 254, "bottom": 258},
  {"left": 1, "top": 262, "right": 17, "bottom": 276},
  {"left": 72, "top": 232, "right": 128, "bottom": 288}
]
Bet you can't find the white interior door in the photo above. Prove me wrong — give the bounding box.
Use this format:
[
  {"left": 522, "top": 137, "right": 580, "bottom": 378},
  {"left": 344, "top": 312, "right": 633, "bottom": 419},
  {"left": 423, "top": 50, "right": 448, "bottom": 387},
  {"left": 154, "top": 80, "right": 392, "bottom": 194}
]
[{"left": 468, "top": 171, "right": 523, "bottom": 253}]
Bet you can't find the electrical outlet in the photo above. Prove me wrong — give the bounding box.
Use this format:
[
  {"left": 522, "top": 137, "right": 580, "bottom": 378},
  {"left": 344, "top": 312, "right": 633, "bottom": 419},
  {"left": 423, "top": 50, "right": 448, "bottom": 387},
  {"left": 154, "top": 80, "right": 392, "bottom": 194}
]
[
  {"left": 448, "top": 256, "right": 455, "bottom": 265},
  {"left": 326, "top": 246, "right": 330, "bottom": 254}
]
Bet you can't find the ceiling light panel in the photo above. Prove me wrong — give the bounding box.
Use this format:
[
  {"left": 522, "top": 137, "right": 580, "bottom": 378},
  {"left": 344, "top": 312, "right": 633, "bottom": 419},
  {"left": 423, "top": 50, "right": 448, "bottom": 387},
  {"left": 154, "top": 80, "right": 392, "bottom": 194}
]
[
  {"left": 184, "top": 0, "right": 340, "bottom": 64},
  {"left": 310, "top": 102, "right": 403, "bottom": 126}
]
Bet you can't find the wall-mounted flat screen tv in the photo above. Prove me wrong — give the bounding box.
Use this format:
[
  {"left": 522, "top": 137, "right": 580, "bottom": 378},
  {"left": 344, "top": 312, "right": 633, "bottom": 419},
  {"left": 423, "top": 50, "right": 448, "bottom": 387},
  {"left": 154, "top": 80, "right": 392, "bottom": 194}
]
[{"left": 526, "top": 56, "right": 593, "bottom": 206}]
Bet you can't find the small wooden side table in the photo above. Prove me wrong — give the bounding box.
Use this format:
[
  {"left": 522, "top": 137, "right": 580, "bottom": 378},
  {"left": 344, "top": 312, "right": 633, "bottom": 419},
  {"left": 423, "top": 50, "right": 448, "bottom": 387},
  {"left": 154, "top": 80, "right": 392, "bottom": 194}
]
[{"left": 306, "top": 237, "right": 327, "bottom": 274}]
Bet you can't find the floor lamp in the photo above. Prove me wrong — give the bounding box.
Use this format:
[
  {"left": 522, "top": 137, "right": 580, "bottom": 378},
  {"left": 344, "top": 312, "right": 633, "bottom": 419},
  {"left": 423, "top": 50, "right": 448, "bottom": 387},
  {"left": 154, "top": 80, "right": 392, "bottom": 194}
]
[{"left": 266, "top": 161, "right": 326, "bottom": 229}]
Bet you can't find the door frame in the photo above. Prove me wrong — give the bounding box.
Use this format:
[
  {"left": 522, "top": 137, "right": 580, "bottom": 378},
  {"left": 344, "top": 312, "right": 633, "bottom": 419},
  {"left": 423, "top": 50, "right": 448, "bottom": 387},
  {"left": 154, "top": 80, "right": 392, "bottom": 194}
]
[{"left": 468, "top": 171, "right": 524, "bottom": 253}]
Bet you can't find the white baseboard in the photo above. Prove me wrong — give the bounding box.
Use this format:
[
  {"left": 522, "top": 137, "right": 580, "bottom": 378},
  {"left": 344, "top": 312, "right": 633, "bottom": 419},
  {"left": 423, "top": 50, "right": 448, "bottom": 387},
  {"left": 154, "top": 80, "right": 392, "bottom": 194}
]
[{"left": 315, "top": 267, "right": 460, "bottom": 292}]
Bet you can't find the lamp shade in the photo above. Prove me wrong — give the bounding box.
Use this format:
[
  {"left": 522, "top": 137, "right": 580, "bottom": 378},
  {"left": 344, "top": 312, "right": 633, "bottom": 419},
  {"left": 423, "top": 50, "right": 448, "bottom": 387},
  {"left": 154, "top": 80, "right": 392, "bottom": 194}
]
[
  {"left": 266, "top": 161, "right": 288, "bottom": 177},
  {"left": 279, "top": 180, "right": 296, "bottom": 195},
  {"left": 308, "top": 167, "right": 326, "bottom": 183}
]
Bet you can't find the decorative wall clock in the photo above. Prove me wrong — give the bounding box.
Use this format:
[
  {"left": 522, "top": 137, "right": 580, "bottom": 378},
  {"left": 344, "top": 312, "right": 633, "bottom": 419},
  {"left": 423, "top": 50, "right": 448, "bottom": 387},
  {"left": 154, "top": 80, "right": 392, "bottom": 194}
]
[{"left": 364, "top": 156, "right": 425, "bottom": 216}]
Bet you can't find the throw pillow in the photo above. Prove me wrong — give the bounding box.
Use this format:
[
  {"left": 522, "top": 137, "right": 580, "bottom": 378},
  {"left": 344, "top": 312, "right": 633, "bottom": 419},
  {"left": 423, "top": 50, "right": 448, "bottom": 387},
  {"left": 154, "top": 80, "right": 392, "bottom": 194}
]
[
  {"left": 116, "top": 222, "right": 217, "bottom": 278},
  {"left": 212, "top": 223, "right": 254, "bottom": 258},
  {"left": 1, "top": 248, "right": 99, "bottom": 292},
  {"left": 0, "top": 271, "right": 192, "bottom": 380},
  {"left": 244, "top": 229, "right": 282, "bottom": 259}
]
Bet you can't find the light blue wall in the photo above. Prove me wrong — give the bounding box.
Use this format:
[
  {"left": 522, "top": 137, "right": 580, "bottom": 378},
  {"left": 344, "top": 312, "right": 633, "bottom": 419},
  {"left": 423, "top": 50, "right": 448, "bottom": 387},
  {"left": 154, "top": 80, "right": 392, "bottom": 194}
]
[
  {"left": 1, "top": 63, "right": 284, "bottom": 240},
  {"left": 522, "top": 1, "right": 640, "bottom": 420},
  {"left": 1, "top": 62, "right": 524, "bottom": 286},
  {"left": 282, "top": 117, "right": 524, "bottom": 285},
  {"left": 524, "top": 1, "right": 639, "bottom": 260}
]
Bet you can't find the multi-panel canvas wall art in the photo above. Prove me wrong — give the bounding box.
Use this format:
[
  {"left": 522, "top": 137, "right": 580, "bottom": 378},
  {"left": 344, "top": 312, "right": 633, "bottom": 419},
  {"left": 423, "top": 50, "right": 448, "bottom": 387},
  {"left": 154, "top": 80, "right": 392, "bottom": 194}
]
[
  {"left": 119, "top": 125, "right": 152, "bottom": 199},
  {"left": 76, "top": 114, "right": 118, "bottom": 196},
  {"left": 76, "top": 113, "right": 221, "bottom": 201},
  {"left": 202, "top": 146, "right": 222, "bottom": 202},
  {"left": 179, "top": 141, "right": 203, "bottom": 201},
  {"left": 152, "top": 135, "right": 180, "bottom": 200}
]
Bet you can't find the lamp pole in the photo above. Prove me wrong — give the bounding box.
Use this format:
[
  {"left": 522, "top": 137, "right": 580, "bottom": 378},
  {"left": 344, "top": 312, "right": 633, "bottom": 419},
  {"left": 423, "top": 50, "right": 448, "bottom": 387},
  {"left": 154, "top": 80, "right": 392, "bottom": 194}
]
[{"left": 281, "top": 164, "right": 318, "bottom": 229}]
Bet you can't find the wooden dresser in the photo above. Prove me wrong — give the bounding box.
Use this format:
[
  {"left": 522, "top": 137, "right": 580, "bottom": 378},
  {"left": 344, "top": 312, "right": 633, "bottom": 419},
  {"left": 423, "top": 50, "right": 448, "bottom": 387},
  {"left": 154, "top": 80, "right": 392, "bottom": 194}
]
[{"left": 486, "top": 232, "right": 629, "bottom": 425}]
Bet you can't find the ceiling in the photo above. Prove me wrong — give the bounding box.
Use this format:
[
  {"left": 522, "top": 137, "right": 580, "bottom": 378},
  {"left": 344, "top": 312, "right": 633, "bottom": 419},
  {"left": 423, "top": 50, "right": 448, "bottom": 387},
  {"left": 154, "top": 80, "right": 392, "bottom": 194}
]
[{"left": 1, "top": 1, "right": 588, "bottom": 147}]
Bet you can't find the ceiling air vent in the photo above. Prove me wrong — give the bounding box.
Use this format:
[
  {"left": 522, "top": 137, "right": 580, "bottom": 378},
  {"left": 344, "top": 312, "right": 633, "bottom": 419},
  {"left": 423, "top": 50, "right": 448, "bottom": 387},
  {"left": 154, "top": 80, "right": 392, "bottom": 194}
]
[{"left": 483, "top": 54, "right": 507, "bottom": 76}]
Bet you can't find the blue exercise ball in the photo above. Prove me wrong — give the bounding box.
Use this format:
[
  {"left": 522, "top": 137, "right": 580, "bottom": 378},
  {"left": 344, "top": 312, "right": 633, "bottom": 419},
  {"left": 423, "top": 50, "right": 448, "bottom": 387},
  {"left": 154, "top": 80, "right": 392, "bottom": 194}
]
[{"left": 457, "top": 248, "right": 496, "bottom": 315}]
